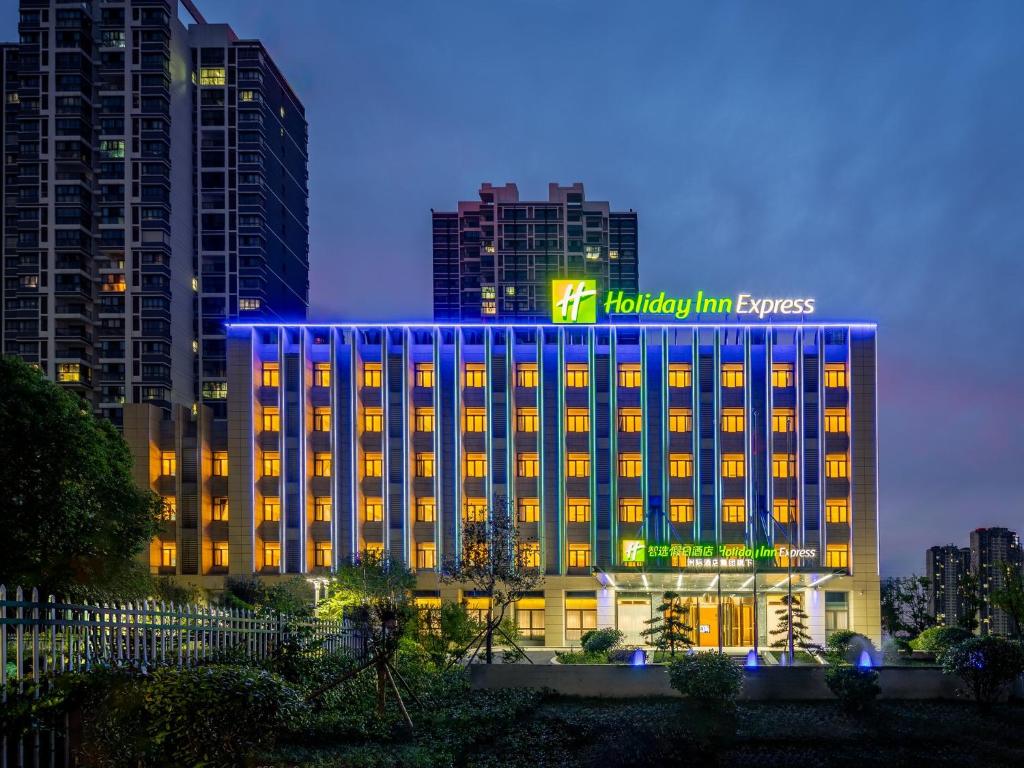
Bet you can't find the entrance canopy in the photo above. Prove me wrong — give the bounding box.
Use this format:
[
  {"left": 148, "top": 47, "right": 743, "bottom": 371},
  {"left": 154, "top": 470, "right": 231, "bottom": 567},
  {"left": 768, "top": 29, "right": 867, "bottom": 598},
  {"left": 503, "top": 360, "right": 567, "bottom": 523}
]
[{"left": 594, "top": 570, "right": 841, "bottom": 594}]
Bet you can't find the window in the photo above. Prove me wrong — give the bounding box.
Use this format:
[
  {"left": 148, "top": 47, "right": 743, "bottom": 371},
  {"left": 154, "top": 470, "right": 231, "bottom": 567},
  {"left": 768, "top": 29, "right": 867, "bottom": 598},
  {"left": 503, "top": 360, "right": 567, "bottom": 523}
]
[
  {"left": 669, "top": 499, "right": 694, "bottom": 523},
  {"left": 618, "top": 363, "right": 641, "bottom": 388},
  {"left": 568, "top": 544, "right": 591, "bottom": 568},
  {"left": 199, "top": 67, "right": 226, "bottom": 85},
  {"left": 263, "top": 497, "right": 280, "bottom": 522},
  {"left": 826, "top": 544, "right": 849, "bottom": 569},
  {"left": 565, "top": 599, "right": 597, "bottom": 640},
  {"left": 418, "top": 452, "right": 437, "bottom": 478},
  {"left": 261, "top": 362, "right": 279, "bottom": 387},
  {"left": 239, "top": 89, "right": 256, "bottom": 102},
  {"left": 618, "top": 408, "right": 642, "bottom": 432},
  {"left": 464, "top": 408, "right": 486, "bottom": 433},
  {"left": 212, "top": 451, "right": 228, "bottom": 477},
  {"left": 567, "top": 498, "right": 591, "bottom": 523},
  {"left": 464, "top": 363, "right": 486, "bottom": 388},
  {"left": 825, "top": 498, "right": 849, "bottom": 523},
  {"left": 772, "top": 454, "right": 796, "bottom": 479},
  {"left": 826, "top": 454, "right": 848, "bottom": 478},
  {"left": 314, "top": 497, "right": 332, "bottom": 522},
  {"left": 518, "top": 498, "right": 540, "bottom": 523},
  {"left": 825, "top": 408, "right": 848, "bottom": 433},
  {"left": 773, "top": 498, "right": 796, "bottom": 524},
  {"left": 415, "top": 363, "right": 434, "bottom": 388},
  {"left": 721, "top": 408, "right": 744, "bottom": 432},
  {"left": 314, "top": 363, "right": 331, "bottom": 388},
  {"left": 263, "top": 543, "right": 281, "bottom": 568},
  {"left": 416, "top": 542, "right": 436, "bottom": 570},
  {"left": 239, "top": 298, "right": 260, "bottom": 311},
  {"left": 668, "top": 363, "right": 692, "bottom": 388},
  {"left": 356, "top": 408, "right": 381, "bottom": 435},
  {"left": 824, "top": 363, "right": 847, "bottom": 389},
  {"left": 566, "top": 408, "right": 590, "bottom": 432},
  {"left": 772, "top": 408, "right": 795, "bottom": 433},
  {"left": 669, "top": 453, "right": 693, "bottom": 478},
  {"left": 669, "top": 408, "right": 692, "bottom": 432},
  {"left": 464, "top": 453, "right": 485, "bottom": 478},
  {"left": 212, "top": 497, "right": 229, "bottom": 522},
  {"left": 618, "top": 453, "right": 642, "bottom": 478},
  {"left": 363, "top": 453, "right": 382, "bottom": 478},
  {"left": 263, "top": 452, "right": 281, "bottom": 477},
  {"left": 772, "top": 363, "right": 794, "bottom": 388},
  {"left": 315, "top": 542, "right": 332, "bottom": 568},
  {"left": 722, "top": 499, "right": 745, "bottom": 524},
  {"left": 314, "top": 453, "right": 332, "bottom": 477},
  {"left": 364, "top": 498, "right": 384, "bottom": 522},
  {"left": 416, "top": 498, "right": 436, "bottom": 522},
  {"left": 619, "top": 499, "right": 643, "bottom": 523},
  {"left": 161, "top": 497, "right": 176, "bottom": 521},
  {"left": 516, "top": 599, "right": 545, "bottom": 638},
  {"left": 213, "top": 542, "right": 229, "bottom": 568},
  {"left": 825, "top": 591, "right": 850, "bottom": 633},
  {"left": 56, "top": 362, "right": 81, "bottom": 383},
  {"left": 519, "top": 541, "right": 541, "bottom": 568},
  {"left": 262, "top": 406, "right": 280, "bottom": 432},
  {"left": 565, "top": 364, "right": 588, "bottom": 388},
  {"left": 415, "top": 408, "right": 435, "bottom": 432},
  {"left": 362, "top": 363, "right": 382, "bottom": 388},
  {"left": 721, "top": 364, "right": 744, "bottom": 388},
  {"left": 161, "top": 543, "right": 176, "bottom": 568},
  {"left": 516, "top": 407, "right": 538, "bottom": 433},
  {"left": 566, "top": 453, "right": 590, "bottom": 478},
  {"left": 364, "top": 542, "right": 385, "bottom": 560},
  {"left": 517, "top": 363, "right": 538, "bottom": 388},
  {"left": 463, "top": 498, "right": 488, "bottom": 522},
  {"left": 722, "top": 453, "right": 745, "bottom": 478},
  {"left": 314, "top": 407, "right": 331, "bottom": 432},
  {"left": 160, "top": 451, "right": 176, "bottom": 476},
  {"left": 518, "top": 453, "right": 539, "bottom": 478}
]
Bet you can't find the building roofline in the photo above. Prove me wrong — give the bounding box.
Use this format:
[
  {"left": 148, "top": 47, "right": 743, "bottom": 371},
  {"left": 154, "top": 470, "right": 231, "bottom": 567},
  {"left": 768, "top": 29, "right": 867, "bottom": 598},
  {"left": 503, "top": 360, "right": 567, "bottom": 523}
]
[{"left": 227, "top": 321, "right": 878, "bottom": 330}]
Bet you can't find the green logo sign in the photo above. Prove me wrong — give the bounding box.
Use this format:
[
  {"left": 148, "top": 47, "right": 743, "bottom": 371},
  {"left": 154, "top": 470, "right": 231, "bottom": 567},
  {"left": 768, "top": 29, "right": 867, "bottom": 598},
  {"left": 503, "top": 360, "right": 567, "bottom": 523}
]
[{"left": 552, "top": 279, "right": 598, "bottom": 324}]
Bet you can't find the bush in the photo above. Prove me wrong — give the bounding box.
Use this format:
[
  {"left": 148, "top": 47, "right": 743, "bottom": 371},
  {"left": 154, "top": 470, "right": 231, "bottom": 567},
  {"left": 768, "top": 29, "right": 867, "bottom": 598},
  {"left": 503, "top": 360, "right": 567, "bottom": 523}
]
[
  {"left": 940, "top": 636, "right": 1024, "bottom": 709},
  {"left": 667, "top": 652, "right": 743, "bottom": 710},
  {"left": 555, "top": 650, "right": 608, "bottom": 664},
  {"left": 580, "top": 628, "right": 624, "bottom": 654},
  {"left": 825, "top": 666, "right": 881, "bottom": 712},
  {"left": 824, "top": 631, "right": 877, "bottom": 665},
  {"left": 910, "top": 625, "right": 973, "bottom": 653}
]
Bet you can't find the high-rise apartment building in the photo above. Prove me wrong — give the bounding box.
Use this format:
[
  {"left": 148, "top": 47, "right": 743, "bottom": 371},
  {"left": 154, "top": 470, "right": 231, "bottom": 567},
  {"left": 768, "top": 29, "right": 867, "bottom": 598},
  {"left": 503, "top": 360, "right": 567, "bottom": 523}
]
[
  {"left": 970, "top": 527, "right": 1023, "bottom": 636},
  {"left": 432, "top": 183, "right": 638, "bottom": 322},
  {"left": 1, "top": 0, "right": 308, "bottom": 424},
  {"left": 925, "top": 544, "right": 972, "bottom": 627}
]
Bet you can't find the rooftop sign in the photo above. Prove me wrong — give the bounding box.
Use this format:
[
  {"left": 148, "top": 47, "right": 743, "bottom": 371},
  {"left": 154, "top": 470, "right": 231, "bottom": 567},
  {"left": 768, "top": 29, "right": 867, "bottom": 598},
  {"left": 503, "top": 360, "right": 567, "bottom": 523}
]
[{"left": 621, "top": 540, "right": 818, "bottom": 569}]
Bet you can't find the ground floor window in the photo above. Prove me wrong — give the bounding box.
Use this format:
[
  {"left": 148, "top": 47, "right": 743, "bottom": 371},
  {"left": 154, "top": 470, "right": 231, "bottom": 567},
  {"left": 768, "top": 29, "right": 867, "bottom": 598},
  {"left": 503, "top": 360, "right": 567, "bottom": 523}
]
[
  {"left": 565, "top": 597, "right": 597, "bottom": 641},
  {"left": 516, "top": 597, "right": 545, "bottom": 639},
  {"left": 825, "top": 591, "right": 849, "bottom": 634}
]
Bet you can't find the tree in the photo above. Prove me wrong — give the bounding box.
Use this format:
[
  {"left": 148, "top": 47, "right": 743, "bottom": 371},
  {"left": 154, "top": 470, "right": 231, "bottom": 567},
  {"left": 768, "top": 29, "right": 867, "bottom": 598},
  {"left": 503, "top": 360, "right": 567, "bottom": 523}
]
[
  {"left": 440, "top": 496, "right": 544, "bottom": 664},
  {"left": 958, "top": 572, "right": 981, "bottom": 633},
  {"left": 991, "top": 563, "right": 1024, "bottom": 639},
  {"left": 416, "top": 600, "right": 483, "bottom": 667},
  {"left": 880, "top": 575, "right": 935, "bottom": 640},
  {"left": 641, "top": 591, "right": 693, "bottom": 657},
  {"left": 0, "top": 357, "right": 161, "bottom": 594},
  {"left": 769, "top": 594, "right": 816, "bottom": 660}
]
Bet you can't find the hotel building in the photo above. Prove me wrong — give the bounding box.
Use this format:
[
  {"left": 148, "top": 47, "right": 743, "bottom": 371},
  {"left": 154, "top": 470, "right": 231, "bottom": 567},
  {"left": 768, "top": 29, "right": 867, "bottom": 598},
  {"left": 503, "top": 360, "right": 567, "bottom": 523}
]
[{"left": 127, "top": 320, "right": 881, "bottom": 648}]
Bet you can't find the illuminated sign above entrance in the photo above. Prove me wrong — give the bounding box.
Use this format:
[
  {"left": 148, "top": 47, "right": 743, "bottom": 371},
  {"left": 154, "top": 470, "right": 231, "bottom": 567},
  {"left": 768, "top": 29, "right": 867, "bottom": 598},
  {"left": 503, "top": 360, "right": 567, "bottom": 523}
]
[{"left": 620, "top": 540, "right": 818, "bottom": 569}]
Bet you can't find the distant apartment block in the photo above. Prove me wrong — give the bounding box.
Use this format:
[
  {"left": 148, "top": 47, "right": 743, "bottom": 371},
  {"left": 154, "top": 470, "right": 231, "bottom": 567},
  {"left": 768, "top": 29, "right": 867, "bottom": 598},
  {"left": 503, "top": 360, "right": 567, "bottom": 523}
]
[
  {"left": 970, "top": 527, "right": 1023, "bottom": 637},
  {"left": 925, "top": 544, "right": 971, "bottom": 627}
]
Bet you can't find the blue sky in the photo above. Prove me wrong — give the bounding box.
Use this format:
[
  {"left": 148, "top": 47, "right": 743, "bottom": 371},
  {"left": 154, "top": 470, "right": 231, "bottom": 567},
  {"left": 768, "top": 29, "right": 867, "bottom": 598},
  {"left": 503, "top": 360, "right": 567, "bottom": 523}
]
[{"left": 5, "top": 1, "right": 1022, "bottom": 575}]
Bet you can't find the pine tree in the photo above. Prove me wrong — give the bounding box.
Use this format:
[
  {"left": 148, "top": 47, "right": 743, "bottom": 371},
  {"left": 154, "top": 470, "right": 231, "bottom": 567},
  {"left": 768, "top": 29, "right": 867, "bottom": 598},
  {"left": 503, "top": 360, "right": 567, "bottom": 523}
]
[
  {"left": 641, "top": 591, "right": 694, "bottom": 656},
  {"left": 769, "top": 594, "right": 817, "bottom": 659}
]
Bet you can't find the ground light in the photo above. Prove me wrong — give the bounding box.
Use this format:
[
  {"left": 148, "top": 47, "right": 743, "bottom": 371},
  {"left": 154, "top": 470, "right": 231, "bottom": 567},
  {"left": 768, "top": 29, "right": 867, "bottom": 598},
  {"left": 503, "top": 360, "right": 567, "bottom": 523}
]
[
  {"left": 858, "top": 650, "right": 873, "bottom": 669},
  {"left": 630, "top": 649, "right": 647, "bottom": 666}
]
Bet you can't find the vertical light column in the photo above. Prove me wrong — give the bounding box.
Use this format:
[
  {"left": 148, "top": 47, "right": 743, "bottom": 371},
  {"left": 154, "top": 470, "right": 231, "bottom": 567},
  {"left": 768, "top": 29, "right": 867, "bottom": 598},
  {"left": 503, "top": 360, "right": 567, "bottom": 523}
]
[
  {"left": 587, "top": 327, "right": 598, "bottom": 568},
  {"left": 639, "top": 328, "right": 650, "bottom": 545},
  {"left": 610, "top": 328, "right": 619, "bottom": 564}
]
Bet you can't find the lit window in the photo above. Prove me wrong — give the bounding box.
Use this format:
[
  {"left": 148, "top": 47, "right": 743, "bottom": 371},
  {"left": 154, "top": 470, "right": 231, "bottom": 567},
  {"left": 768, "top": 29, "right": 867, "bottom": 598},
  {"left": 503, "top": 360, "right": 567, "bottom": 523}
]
[
  {"left": 416, "top": 542, "right": 436, "bottom": 569},
  {"left": 668, "top": 364, "right": 692, "bottom": 388},
  {"left": 516, "top": 407, "right": 538, "bottom": 433},
  {"left": 567, "top": 498, "right": 591, "bottom": 523},
  {"left": 566, "top": 408, "right": 589, "bottom": 432},
  {"left": 262, "top": 452, "right": 281, "bottom": 477},
  {"left": 464, "top": 363, "right": 486, "bottom": 388},
  {"left": 482, "top": 285, "right": 496, "bottom": 300},
  {"left": 584, "top": 245, "right": 601, "bottom": 261},
  {"left": 464, "top": 408, "right": 486, "bottom": 433},
  {"left": 314, "top": 453, "right": 332, "bottom": 477},
  {"left": 364, "top": 498, "right": 383, "bottom": 522},
  {"left": 161, "top": 496, "right": 177, "bottom": 521},
  {"left": 505, "top": 286, "right": 516, "bottom": 296},
  {"left": 314, "top": 363, "right": 331, "bottom": 388},
  {"left": 364, "top": 542, "right": 385, "bottom": 560},
  {"left": 363, "top": 363, "right": 382, "bottom": 388},
  {"left": 565, "top": 364, "right": 589, "bottom": 388},
  {"left": 263, "top": 542, "right": 281, "bottom": 568},
  {"left": 517, "top": 364, "right": 538, "bottom": 388},
  {"left": 566, "top": 453, "right": 590, "bottom": 478},
  {"left": 213, "top": 542, "right": 229, "bottom": 568},
  {"left": 519, "top": 541, "right": 541, "bottom": 568},
  {"left": 568, "top": 544, "right": 591, "bottom": 568},
  {"left": 464, "top": 498, "right": 488, "bottom": 522},
  {"left": 314, "top": 407, "right": 331, "bottom": 432},
  {"left": 773, "top": 498, "right": 797, "bottom": 524},
  {"left": 619, "top": 499, "right": 643, "bottom": 523},
  {"left": 721, "top": 408, "right": 744, "bottom": 432},
  {"left": 212, "top": 451, "right": 228, "bottom": 477},
  {"left": 772, "top": 363, "right": 794, "bottom": 388},
  {"left": 824, "top": 363, "right": 847, "bottom": 389},
  {"left": 669, "top": 499, "right": 694, "bottom": 523},
  {"left": 199, "top": 67, "right": 226, "bottom": 85},
  {"left": 518, "top": 498, "right": 540, "bottom": 523},
  {"left": 314, "top": 497, "right": 332, "bottom": 522},
  {"left": 517, "top": 453, "right": 539, "bottom": 478},
  {"left": 160, "top": 451, "right": 177, "bottom": 476},
  {"left": 416, "top": 498, "right": 436, "bottom": 522},
  {"left": 609, "top": 249, "right": 619, "bottom": 260},
  {"left": 826, "top": 454, "right": 848, "bottom": 478},
  {"left": 481, "top": 300, "right": 497, "bottom": 316},
  {"left": 722, "top": 453, "right": 745, "bottom": 478},
  {"left": 721, "top": 364, "right": 744, "bottom": 388},
  {"left": 415, "top": 363, "right": 434, "bottom": 388},
  {"left": 722, "top": 499, "right": 745, "bottom": 524},
  {"left": 262, "top": 406, "right": 280, "bottom": 433},
  {"left": 418, "top": 452, "right": 436, "bottom": 478},
  {"left": 669, "top": 453, "right": 693, "bottom": 478},
  {"left": 464, "top": 453, "right": 485, "bottom": 478},
  {"left": 161, "top": 543, "right": 176, "bottom": 567},
  {"left": 772, "top": 454, "right": 796, "bottom": 479},
  {"left": 239, "top": 298, "right": 261, "bottom": 311},
  {"left": 57, "top": 363, "right": 81, "bottom": 382},
  {"left": 618, "top": 408, "right": 642, "bottom": 433},
  {"left": 669, "top": 408, "right": 692, "bottom": 433},
  {"left": 212, "top": 497, "right": 229, "bottom": 521},
  {"left": 315, "top": 541, "right": 332, "bottom": 568},
  {"left": 202, "top": 382, "right": 228, "bottom": 400},
  {"left": 825, "top": 409, "right": 848, "bottom": 433},
  {"left": 363, "top": 453, "right": 382, "bottom": 478},
  {"left": 363, "top": 408, "right": 383, "bottom": 432},
  {"left": 826, "top": 544, "right": 849, "bottom": 569},
  {"left": 415, "top": 408, "right": 435, "bottom": 432},
  {"left": 618, "top": 364, "right": 641, "bottom": 388},
  {"left": 825, "top": 498, "right": 849, "bottom": 523},
  {"left": 101, "top": 273, "right": 126, "bottom": 293},
  {"left": 618, "top": 453, "right": 642, "bottom": 478},
  {"left": 239, "top": 89, "right": 256, "bottom": 102},
  {"left": 263, "top": 497, "right": 280, "bottom": 522},
  {"left": 773, "top": 409, "right": 795, "bottom": 433}
]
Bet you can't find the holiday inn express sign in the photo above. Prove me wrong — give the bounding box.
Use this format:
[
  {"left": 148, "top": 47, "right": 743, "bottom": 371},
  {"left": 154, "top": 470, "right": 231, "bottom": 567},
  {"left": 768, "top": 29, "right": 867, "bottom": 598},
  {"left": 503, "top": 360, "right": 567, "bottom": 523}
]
[
  {"left": 551, "top": 279, "right": 817, "bottom": 324},
  {"left": 621, "top": 540, "right": 819, "bottom": 569}
]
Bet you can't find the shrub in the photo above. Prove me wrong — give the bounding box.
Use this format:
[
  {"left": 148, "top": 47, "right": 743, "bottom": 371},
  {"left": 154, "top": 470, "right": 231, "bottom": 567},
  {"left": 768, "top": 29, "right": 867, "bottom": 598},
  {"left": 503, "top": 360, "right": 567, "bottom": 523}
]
[
  {"left": 910, "top": 625, "right": 973, "bottom": 653},
  {"left": 940, "top": 636, "right": 1024, "bottom": 710},
  {"left": 667, "top": 652, "right": 743, "bottom": 710},
  {"left": 580, "top": 628, "right": 624, "bottom": 654},
  {"left": 555, "top": 650, "right": 608, "bottom": 664},
  {"left": 823, "top": 631, "right": 877, "bottom": 665},
  {"left": 825, "top": 666, "right": 881, "bottom": 712}
]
